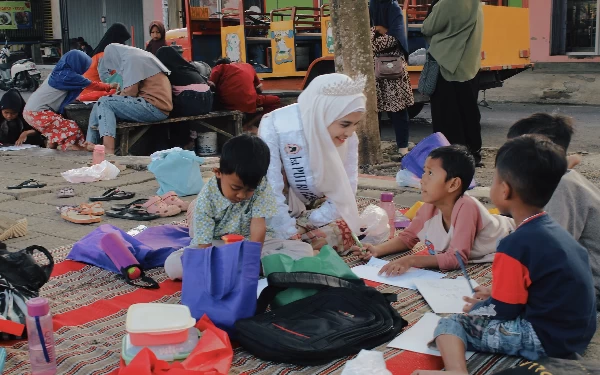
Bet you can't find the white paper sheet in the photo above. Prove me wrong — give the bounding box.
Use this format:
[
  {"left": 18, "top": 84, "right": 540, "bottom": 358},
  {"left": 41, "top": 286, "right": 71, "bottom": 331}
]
[
  {"left": 351, "top": 257, "right": 444, "bottom": 289},
  {"left": 257, "top": 278, "right": 269, "bottom": 298},
  {"left": 0, "top": 144, "right": 39, "bottom": 151},
  {"left": 415, "top": 277, "right": 480, "bottom": 314},
  {"left": 388, "top": 313, "right": 475, "bottom": 359}
]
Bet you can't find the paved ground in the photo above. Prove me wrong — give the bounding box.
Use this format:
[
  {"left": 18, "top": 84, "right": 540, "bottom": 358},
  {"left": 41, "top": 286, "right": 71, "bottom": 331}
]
[{"left": 381, "top": 102, "right": 600, "bottom": 153}]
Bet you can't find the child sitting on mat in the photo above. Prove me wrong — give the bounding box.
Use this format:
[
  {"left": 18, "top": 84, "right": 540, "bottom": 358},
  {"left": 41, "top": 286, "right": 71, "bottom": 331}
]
[
  {"left": 414, "top": 136, "right": 596, "bottom": 375},
  {"left": 165, "top": 134, "right": 314, "bottom": 280},
  {"left": 507, "top": 113, "right": 600, "bottom": 310},
  {"left": 352, "top": 145, "right": 514, "bottom": 276}
]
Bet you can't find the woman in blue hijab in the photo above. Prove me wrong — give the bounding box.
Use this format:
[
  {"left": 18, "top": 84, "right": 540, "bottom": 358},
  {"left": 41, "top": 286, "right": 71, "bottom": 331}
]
[
  {"left": 23, "top": 50, "right": 116, "bottom": 150},
  {"left": 369, "top": 0, "right": 414, "bottom": 160}
]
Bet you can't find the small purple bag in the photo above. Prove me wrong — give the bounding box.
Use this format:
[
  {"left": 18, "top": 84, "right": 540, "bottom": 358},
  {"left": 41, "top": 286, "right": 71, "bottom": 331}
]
[
  {"left": 181, "top": 241, "right": 262, "bottom": 336},
  {"left": 401, "top": 132, "right": 476, "bottom": 189}
]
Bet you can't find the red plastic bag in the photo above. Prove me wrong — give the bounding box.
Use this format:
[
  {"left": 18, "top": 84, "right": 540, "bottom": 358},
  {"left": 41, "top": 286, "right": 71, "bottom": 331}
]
[
  {"left": 78, "top": 89, "right": 117, "bottom": 102},
  {"left": 118, "top": 315, "right": 233, "bottom": 375}
]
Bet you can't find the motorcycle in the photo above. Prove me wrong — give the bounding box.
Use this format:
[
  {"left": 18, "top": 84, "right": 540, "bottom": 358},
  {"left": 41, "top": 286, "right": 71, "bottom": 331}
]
[{"left": 0, "top": 39, "right": 41, "bottom": 92}]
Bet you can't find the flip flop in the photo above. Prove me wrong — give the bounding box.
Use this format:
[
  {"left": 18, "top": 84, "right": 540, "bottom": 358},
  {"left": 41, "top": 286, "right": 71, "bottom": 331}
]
[
  {"left": 61, "top": 207, "right": 102, "bottom": 225},
  {"left": 142, "top": 196, "right": 181, "bottom": 218},
  {"left": 160, "top": 191, "right": 190, "bottom": 211},
  {"left": 106, "top": 207, "right": 160, "bottom": 221},
  {"left": 7, "top": 179, "right": 47, "bottom": 189},
  {"left": 57, "top": 203, "right": 105, "bottom": 216},
  {"left": 111, "top": 199, "right": 149, "bottom": 211},
  {"left": 57, "top": 187, "right": 75, "bottom": 198},
  {"left": 89, "top": 188, "right": 135, "bottom": 202}
]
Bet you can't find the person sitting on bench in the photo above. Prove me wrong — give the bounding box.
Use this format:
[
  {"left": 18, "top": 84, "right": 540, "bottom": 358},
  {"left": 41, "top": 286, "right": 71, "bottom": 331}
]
[
  {"left": 85, "top": 44, "right": 172, "bottom": 155},
  {"left": 209, "top": 57, "right": 280, "bottom": 133}
]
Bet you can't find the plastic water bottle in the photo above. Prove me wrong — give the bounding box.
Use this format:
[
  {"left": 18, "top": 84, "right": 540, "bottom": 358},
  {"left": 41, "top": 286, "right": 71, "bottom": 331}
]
[
  {"left": 26, "top": 298, "right": 57, "bottom": 375},
  {"left": 379, "top": 192, "right": 396, "bottom": 239},
  {"left": 92, "top": 145, "right": 105, "bottom": 165}
]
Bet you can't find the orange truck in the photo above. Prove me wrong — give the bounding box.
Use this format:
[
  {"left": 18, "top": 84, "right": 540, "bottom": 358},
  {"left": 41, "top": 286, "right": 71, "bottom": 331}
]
[{"left": 167, "top": 0, "right": 532, "bottom": 118}]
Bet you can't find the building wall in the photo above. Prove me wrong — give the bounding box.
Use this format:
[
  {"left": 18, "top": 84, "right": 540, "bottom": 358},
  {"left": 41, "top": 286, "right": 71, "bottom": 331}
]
[{"left": 530, "top": 0, "right": 600, "bottom": 62}]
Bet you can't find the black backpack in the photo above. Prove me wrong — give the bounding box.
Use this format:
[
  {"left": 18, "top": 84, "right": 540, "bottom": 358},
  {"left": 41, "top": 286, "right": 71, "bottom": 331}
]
[{"left": 235, "top": 272, "right": 407, "bottom": 366}]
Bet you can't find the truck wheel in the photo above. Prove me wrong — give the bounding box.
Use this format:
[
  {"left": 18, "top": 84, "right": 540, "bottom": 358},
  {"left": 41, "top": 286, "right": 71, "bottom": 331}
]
[{"left": 408, "top": 103, "right": 424, "bottom": 119}]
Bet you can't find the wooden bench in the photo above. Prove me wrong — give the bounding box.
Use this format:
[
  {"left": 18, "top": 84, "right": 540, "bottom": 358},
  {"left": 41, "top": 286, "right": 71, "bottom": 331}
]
[{"left": 116, "top": 110, "right": 243, "bottom": 155}]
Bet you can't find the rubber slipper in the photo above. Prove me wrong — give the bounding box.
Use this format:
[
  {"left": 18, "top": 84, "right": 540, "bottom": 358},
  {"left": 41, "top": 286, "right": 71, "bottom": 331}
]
[
  {"left": 57, "top": 187, "right": 75, "bottom": 198},
  {"left": 111, "top": 199, "right": 149, "bottom": 211},
  {"left": 89, "top": 188, "right": 135, "bottom": 202},
  {"left": 7, "top": 179, "right": 47, "bottom": 189},
  {"left": 61, "top": 208, "right": 102, "bottom": 224},
  {"left": 79, "top": 202, "right": 105, "bottom": 216},
  {"left": 142, "top": 196, "right": 181, "bottom": 218},
  {"left": 160, "top": 191, "right": 190, "bottom": 211},
  {"left": 106, "top": 207, "right": 160, "bottom": 221}
]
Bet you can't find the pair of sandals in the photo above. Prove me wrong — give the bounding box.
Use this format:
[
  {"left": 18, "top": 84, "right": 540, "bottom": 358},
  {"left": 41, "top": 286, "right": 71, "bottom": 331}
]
[
  {"left": 106, "top": 192, "right": 190, "bottom": 221},
  {"left": 59, "top": 202, "right": 106, "bottom": 225}
]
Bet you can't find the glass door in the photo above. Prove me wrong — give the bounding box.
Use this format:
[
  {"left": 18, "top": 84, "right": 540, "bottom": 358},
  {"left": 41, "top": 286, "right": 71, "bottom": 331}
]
[{"left": 566, "top": 0, "right": 598, "bottom": 54}]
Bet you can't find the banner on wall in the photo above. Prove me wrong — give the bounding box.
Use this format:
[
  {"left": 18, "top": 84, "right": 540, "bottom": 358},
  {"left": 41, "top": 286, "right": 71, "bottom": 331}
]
[{"left": 0, "top": 1, "right": 32, "bottom": 30}]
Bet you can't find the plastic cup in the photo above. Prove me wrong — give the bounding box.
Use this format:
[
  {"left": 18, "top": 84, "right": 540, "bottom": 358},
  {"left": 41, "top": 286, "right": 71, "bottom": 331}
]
[{"left": 221, "top": 234, "right": 245, "bottom": 244}]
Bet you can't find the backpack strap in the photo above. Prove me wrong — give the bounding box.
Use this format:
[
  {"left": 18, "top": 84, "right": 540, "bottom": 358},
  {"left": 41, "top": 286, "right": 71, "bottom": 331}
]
[{"left": 256, "top": 272, "right": 365, "bottom": 314}]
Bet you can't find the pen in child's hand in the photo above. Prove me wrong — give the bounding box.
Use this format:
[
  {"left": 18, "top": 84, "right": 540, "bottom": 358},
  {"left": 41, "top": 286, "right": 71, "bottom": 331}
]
[
  {"left": 351, "top": 232, "right": 366, "bottom": 254},
  {"left": 455, "top": 252, "right": 476, "bottom": 293}
]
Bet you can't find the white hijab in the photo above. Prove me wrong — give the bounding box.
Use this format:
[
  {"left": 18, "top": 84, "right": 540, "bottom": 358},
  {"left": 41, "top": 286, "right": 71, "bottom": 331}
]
[
  {"left": 297, "top": 73, "right": 366, "bottom": 233},
  {"left": 103, "top": 43, "right": 170, "bottom": 89}
]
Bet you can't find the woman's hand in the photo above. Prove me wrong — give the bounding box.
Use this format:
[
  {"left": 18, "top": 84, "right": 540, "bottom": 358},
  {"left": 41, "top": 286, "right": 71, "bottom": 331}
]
[
  {"left": 462, "top": 286, "right": 491, "bottom": 313},
  {"left": 15, "top": 132, "right": 28, "bottom": 146},
  {"left": 109, "top": 82, "right": 120, "bottom": 90},
  {"left": 374, "top": 26, "right": 388, "bottom": 35}
]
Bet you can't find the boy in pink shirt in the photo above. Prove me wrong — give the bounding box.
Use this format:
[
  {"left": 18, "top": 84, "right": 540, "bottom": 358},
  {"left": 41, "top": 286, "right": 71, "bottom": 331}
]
[{"left": 353, "top": 145, "right": 514, "bottom": 275}]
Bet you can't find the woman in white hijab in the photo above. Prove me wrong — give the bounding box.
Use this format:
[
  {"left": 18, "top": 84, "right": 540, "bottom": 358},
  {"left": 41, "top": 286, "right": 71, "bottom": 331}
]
[
  {"left": 258, "top": 73, "right": 366, "bottom": 253},
  {"left": 85, "top": 44, "right": 173, "bottom": 154}
]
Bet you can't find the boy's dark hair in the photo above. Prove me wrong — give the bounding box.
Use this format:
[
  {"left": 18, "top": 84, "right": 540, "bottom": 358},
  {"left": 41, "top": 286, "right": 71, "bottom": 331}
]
[
  {"left": 495, "top": 135, "right": 567, "bottom": 208},
  {"left": 220, "top": 134, "right": 270, "bottom": 189},
  {"left": 428, "top": 145, "right": 475, "bottom": 195},
  {"left": 215, "top": 57, "right": 232, "bottom": 66},
  {"left": 507, "top": 113, "right": 574, "bottom": 151}
]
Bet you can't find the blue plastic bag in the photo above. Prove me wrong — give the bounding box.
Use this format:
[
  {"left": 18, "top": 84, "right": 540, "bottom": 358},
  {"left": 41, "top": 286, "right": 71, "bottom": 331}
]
[
  {"left": 181, "top": 241, "right": 262, "bottom": 336},
  {"left": 401, "top": 132, "right": 476, "bottom": 189},
  {"left": 148, "top": 148, "right": 204, "bottom": 197}
]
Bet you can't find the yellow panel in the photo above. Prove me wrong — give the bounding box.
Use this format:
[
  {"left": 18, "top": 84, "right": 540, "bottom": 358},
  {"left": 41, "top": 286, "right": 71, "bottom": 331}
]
[
  {"left": 481, "top": 6, "right": 531, "bottom": 68},
  {"left": 221, "top": 25, "right": 247, "bottom": 63},
  {"left": 269, "top": 21, "right": 296, "bottom": 75},
  {"left": 321, "top": 17, "right": 334, "bottom": 57}
]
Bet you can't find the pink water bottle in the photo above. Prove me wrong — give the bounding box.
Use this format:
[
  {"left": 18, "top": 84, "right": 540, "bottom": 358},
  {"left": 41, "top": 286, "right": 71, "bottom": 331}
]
[
  {"left": 92, "top": 145, "right": 105, "bottom": 165},
  {"left": 379, "top": 192, "right": 396, "bottom": 239},
  {"left": 26, "top": 298, "right": 57, "bottom": 375}
]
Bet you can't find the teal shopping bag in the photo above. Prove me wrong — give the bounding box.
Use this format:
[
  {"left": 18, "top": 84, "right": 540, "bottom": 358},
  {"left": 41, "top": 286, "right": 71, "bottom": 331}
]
[{"left": 148, "top": 148, "right": 204, "bottom": 197}]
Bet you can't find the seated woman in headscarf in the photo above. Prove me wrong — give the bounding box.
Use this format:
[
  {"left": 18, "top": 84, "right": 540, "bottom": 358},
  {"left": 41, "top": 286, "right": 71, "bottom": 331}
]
[
  {"left": 156, "top": 46, "right": 212, "bottom": 117},
  {"left": 0, "top": 89, "right": 44, "bottom": 146},
  {"left": 145, "top": 21, "right": 167, "bottom": 56},
  {"left": 85, "top": 44, "right": 173, "bottom": 155},
  {"left": 78, "top": 23, "right": 131, "bottom": 101},
  {"left": 23, "top": 50, "right": 117, "bottom": 151},
  {"left": 258, "top": 73, "right": 366, "bottom": 253}
]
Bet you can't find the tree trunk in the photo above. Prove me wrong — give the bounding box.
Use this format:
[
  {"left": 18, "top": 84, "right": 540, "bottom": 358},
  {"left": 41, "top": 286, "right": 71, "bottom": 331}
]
[{"left": 331, "top": 0, "right": 382, "bottom": 166}]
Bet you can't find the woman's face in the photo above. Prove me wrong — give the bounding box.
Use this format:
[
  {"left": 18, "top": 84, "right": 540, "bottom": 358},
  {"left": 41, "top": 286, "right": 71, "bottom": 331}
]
[
  {"left": 150, "top": 26, "right": 162, "bottom": 41},
  {"left": 2, "top": 109, "right": 18, "bottom": 121},
  {"left": 328, "top": 112, "right": 363, "bottom": 147}
]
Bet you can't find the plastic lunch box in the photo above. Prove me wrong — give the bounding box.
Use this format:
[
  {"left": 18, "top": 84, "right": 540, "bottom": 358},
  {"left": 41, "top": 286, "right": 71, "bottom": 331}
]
[
  {"left": 126, "top": 303, "right": 196, "bottom": 346},
  {"left": 122, "top": 327, "right": 201, "bottom": 364}
]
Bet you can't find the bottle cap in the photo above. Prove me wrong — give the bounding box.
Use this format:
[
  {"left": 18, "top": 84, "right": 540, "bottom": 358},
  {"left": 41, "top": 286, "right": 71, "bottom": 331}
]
[
  {"left": 94, "top": 145, "right": 105, "bottom": 152},
  {"left": 27, "top": 297, "right": 50, "bottom": 317},
  {"left": 380, "top": 192, "right": 394, "bottom": 202}
]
